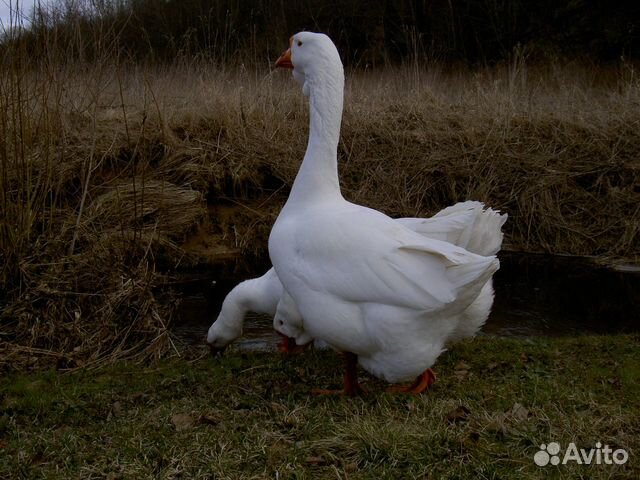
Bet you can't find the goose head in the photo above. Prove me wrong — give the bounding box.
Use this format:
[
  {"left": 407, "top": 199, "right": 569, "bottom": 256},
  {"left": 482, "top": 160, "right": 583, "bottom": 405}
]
[
  {"left": 206, "top": 313, "right": 241, "bottom": 355},
  {"left": 275, "top": 32, "right": 343, "bottom": 96},
  {"left": 273, "top": 310, "right": 314, "bottom": 347}
]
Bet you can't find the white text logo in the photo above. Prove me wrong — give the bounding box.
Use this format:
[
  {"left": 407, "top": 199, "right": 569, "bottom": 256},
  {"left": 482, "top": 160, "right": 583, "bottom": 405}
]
[{"left": 534, "top": 442, "right": 628, "bottom": 467}]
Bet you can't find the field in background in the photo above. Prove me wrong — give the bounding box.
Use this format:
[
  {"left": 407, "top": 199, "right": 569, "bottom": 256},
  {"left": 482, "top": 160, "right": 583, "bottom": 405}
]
[{"left": 1, "top": 41, "right": 639, "bottom": 366}]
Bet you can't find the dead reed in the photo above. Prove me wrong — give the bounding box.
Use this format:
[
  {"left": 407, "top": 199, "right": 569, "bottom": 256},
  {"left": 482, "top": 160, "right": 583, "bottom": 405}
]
[{"left": 1, "top": 39, "right": 638, "bottom": 367}]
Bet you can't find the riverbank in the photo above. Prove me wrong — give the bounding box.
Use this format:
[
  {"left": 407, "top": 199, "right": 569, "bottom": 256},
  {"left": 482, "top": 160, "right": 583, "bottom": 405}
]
[
  {"left": 2, "top": 61, "right": 639, "bottom": 365},
  {"left": 1, "top": 335, "right": 638, "bottom": 478}
]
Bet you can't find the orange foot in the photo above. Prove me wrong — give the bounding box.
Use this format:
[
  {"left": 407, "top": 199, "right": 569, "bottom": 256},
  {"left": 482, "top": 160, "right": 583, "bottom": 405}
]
[
  {"left": 277, "top": 334, "right": 310, "bottom": 354},
  {"left": 386, "top": 368, "right": 436, "bottom": 394},
  {"left": 312, "top": 352, "right": 366, "bottom": 397}
]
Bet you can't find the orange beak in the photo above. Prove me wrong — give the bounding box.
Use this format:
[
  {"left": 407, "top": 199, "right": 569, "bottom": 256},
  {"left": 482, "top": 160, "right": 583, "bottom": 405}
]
[{"left": 275, "top": 36, "right": 294, "bottom": 69}]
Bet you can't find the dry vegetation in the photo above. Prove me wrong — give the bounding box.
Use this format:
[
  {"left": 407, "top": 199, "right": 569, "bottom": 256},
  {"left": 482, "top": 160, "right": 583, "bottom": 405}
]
[{"left": 1, "top": 35, "right": 639, "bottom": 365}]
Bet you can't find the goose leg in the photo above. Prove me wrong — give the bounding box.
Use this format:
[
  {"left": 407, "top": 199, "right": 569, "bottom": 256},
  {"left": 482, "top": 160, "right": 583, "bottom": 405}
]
[
  {"left": 386, "top": 368, "right": 436, "bottom": 394},
  {"left": 277, "top": 333, "right": 310, "bottom": 354},
  {"left": 312, "top": 351, "right": 366, "bottom": 396}
]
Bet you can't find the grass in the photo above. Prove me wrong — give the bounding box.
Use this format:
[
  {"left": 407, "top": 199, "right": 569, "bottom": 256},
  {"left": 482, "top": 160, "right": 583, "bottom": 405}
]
[{"left": 1, "top": 334, "right": 638, "bottom": 478}]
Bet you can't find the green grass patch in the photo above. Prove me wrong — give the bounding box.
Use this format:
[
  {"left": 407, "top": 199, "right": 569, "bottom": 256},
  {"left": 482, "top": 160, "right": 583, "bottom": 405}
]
[{"left": 1, "top": 335, "right": 638, "bottom": 479}]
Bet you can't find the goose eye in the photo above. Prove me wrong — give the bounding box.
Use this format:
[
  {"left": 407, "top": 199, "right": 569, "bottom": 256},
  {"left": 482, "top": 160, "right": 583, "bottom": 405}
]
[{"left": 297, "top": 40, "right": 303, "bottom": 47}]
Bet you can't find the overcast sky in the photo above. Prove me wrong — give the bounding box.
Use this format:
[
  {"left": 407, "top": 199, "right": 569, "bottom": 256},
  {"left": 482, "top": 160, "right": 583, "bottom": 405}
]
[
  {"left": 0, "top": 1, "right": 44, "bottom": 29},
  {"left": 1, "top": 1, "right": 26, "bottom": 28}
]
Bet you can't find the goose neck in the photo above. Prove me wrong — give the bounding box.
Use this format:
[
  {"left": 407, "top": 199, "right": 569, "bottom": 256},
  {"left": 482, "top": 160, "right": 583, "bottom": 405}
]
[
  {"left": 289, "top": 72, "right": 344, "bottom": 203},
  {"left": 219, "top": 283, "right": 252, "bottom": 328}
]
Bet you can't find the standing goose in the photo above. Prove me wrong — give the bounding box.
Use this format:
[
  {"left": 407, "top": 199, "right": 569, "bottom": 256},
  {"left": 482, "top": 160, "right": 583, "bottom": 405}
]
[
  {"left": 268, "top": 32, "right": 501, "bottom": 395},
  {"left": 207, "top": 203, "right": 506, "bottom": 353},
  {"left": 273, "top": 201, "right": 507, "bottom": 347}
]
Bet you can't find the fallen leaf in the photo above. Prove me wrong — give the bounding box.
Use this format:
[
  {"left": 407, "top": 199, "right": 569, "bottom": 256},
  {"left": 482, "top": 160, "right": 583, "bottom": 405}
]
[
  {"left": 305, "top": 456, "right": 327, "bottom": 465},
  {"left": 130, "top": 392, "right": 149, "bottom": 403},
  {"left": 446, "top": 405, "right": 471, "bottom": 423},
  {"left": 606, "top": 378, "right": 622, "bottom": 390},
  {"left": 454, "top": 361, "right": 471, "bottom": 371},
  {"left": 171, "top": 413, "right": 195, "bottom": 431},
  {"left": 486, "top": 414, "right": 508, "bottom": 434},
  {"left": 519, "top": 352, "right": 533, "bottom": 363},
  {"left": 343, "top": 462, "right": 358, "bottom": 472},
  {"left": 270, "top": 402, "right": 287, "bottom": 413},
  {"left": 453, "top": 369, "right": 469, "bottom": 381},
  {"left": 197, "top": 415, "right": 218, "bottom": 426},
  {"left": 487, "top": 362, "right": 499, "bottom": 371},
  {"left": 112, "top": 401, "right": 123, "bottom": 415},
  {"left": 53, "top": 426, "right": 71, "bottom": 438},
  {"left": 406, "top": 401, "right": 418, "bottom": 412},
  {"left": 510, "top": 403, "right": 529, "bottom": 421}
]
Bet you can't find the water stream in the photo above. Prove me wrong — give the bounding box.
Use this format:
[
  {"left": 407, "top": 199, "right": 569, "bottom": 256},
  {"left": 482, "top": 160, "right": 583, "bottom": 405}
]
[{"left": 173, "top": 253, "right": 639, "bottom": 350}]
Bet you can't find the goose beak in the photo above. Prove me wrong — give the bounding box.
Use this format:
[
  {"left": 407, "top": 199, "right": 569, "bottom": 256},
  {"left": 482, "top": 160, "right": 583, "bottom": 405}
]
[
  {"left": 275, "top": 47, "right": 293, "bottom": 69},
  {"left": 276, "top": 36, "right": 294, "bottom": 69}
]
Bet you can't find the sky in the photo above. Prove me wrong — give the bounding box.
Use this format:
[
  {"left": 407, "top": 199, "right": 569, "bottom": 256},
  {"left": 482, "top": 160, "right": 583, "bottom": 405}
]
[
  {"left": 0, "top": 1, "right": 49, "bottom": 29},
  {"left": 0, "top": 1, "right": 29, "bottom": 28},
  {"left": 1, "top": 1, "right": 100, "bottom": 30}
]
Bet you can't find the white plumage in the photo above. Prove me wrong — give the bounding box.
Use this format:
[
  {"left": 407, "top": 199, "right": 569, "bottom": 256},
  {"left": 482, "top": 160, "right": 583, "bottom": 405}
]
[
  {"left": 267, "top": 32, "right": 503, "bottom": 392},
  {"left": 207, "top": 203, "right": 506, "bottom": 350},
  {"left": 208, "top": 32, "right": 505, "bottom": 394}
]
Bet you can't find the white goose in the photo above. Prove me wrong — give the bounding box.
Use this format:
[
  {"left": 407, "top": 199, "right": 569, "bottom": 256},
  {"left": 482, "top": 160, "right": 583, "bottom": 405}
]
[
  {"left": 274, "top": 201, "right": 507, "bottom": 348},
  {"left": 207, "top": 203, "right": 506, "bottom": 352},
  {"left": 207, "top": 268, "right": 283, "bottom": 352},
  {"left": 267, "top": 32, "right": 502, "bottom": 395}
]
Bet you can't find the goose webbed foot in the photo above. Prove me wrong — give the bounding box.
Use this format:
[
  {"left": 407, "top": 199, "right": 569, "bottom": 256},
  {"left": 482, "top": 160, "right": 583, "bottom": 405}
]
[{"left": 386, "top": 368, "right": 436, "bottom": 394}]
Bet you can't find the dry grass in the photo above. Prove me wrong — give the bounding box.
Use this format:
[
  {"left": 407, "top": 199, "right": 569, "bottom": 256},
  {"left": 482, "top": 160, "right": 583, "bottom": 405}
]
[{"left": 1, "top": 51, "right": 639, "bottom": 365}]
